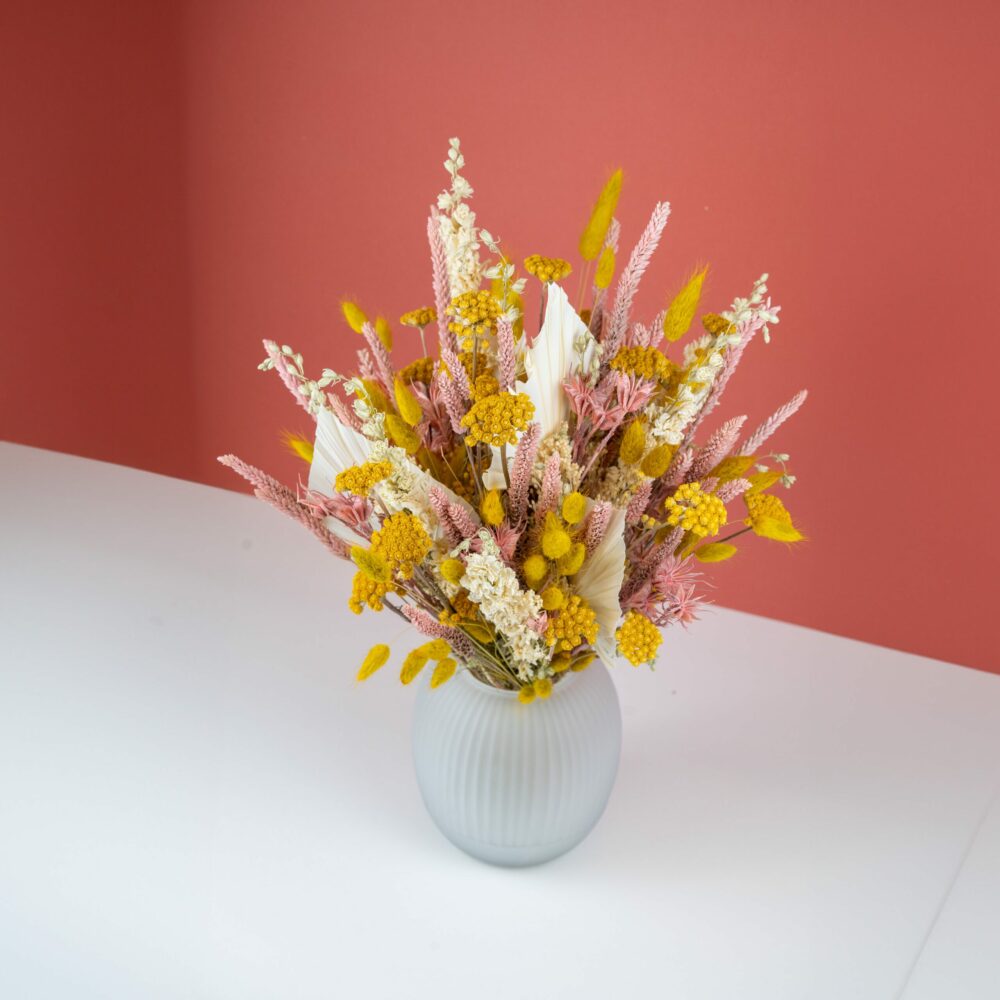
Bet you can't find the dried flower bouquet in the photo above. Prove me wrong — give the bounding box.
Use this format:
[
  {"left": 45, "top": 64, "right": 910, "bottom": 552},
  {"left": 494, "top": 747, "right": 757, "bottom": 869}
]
[{"left": 222, "top": 139, "right": 806, "bottom": 702}]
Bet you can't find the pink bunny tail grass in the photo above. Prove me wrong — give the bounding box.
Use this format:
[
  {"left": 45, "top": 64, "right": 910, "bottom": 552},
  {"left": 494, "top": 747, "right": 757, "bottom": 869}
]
[
  {"left": 362, "top": 322, "right": 394, "bottom": 391},
  {"left": 716, "top": 478, "right": 752, "bottom": 504},
  {"left": 329, "top": 393, "right": 363, "bottom": 433},
  {"left": 604, "top": 201, "right": 671, "bottom": 356},
  {"left": 537, "top": 453, "right": 562, "bottom": 516},
  {"left": 435, "top": 369, "right": 466, "bottom": 435},
  {"left": 740, "top": 389, "right": 808, "bottom": 455},
  {"left": 402, "top": 605, "right": 476, "bottom": 662},
  {"left": 263, "top": 340, "right": 314, "bottom": 419},
  {"left": 428, "top": 213, "right": 457, "bottom": 355},
  {"left": 687, "top": 416, "right": 748, "bottom": 480},
  {"left": 357, "top": 348, "right": 378, "bottom": 385},
  {"left": 429, "top": 486, "right": 461, "bottom": 547},
  {"left": 583, "top": 500, "right": 613, "bottom": 552},
  {"left": 496, "top": 319, "right": 516, "bottom": 392},
  {"left": 625, "top": 479, "right": 653, "bottom": 525},
  {"left": 508, "top": 422, "right": 540, "bottom": 523},
  {"left": 218, "top": 455, "right": 350, "bottom": 559},
  {"left": 449, "top": 501, "right": 480, "bottom": 540}
]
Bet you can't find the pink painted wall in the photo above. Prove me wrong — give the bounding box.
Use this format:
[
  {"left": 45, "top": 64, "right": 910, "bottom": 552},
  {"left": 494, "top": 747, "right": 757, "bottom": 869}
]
[{"left": 3, "top": 0, "right": 998, "bottom": 673}]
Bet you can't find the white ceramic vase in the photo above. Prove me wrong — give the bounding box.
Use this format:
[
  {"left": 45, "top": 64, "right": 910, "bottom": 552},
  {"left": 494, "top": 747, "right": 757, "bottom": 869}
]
[{"left": 412, "top": 661, "right": 622, "bottom": 866}]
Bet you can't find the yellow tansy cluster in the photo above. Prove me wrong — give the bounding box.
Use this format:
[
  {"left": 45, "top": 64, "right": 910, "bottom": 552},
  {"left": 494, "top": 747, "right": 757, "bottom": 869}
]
[
  {"left": 744, "top": 492, "right": 791, "bottom": 527},
  {"left": 349, "top": 573, "right": 397, "bottom": 615},
  {"left": 446, "top": 290, "right": 501, "bottom": 347},
  {"left": 369, "top": 512, "right": 432, "bottom": 579},
  {"left": 609, "top": 345, "right": 675, "bottom": 383},
  {"left": 399, "top": 356, "right": 435, "bottom": 385},
  {"left": 663, "top": 482, "right": 727, "bottom": 538},
  {"left": 335, "top": 460, "right": 392, "bottom": 497},
  {"left": 470, "top": 371, "right": 500, "bottom": 402},
  {"left": 523, "top": 255, "right": 572, "bottom": 283},
  {"left": 615, "top": 610, "right": 662, "bottom": 666},
  {"left": 400, "top": 307, "right": 437, "bottom": 328},
  {"left": 701, "top": 312, "right": 735, "bottom": 336},
  {"left": 439, "top": 590, "right": 478, "bottom": 628},
  {"left": 545, "top": 595, "right": 599, "bottom": 652},
  {"left": 461, "top": 392, "right": 535, "bottom": 447}
]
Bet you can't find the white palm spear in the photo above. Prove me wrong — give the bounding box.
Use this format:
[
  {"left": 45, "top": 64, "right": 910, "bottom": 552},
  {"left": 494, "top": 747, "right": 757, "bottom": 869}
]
[{"left": 574, "top": 506, "right": 627, "bottom": 665}]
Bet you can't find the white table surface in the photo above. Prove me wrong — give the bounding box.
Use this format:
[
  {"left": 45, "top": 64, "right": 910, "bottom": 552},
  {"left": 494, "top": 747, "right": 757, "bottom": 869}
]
[{"left": 1, "top": 442, "right": 998, "bottom": 1000}]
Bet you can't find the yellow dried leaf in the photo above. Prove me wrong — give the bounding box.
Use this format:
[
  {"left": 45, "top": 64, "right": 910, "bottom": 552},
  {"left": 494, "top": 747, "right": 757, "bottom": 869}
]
[{"left": 694, "top": 542, "right": 738, "bottom": 563}]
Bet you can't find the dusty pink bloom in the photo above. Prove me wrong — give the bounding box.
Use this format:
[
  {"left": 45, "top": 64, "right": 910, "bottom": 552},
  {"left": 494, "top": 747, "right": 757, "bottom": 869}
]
[
  {"left": 604, "top": 201, "right": 671, "bottom": 355},
  {"left": 263, "top": 340, "right": 314, "bottom": 418},
  {"left": 299, "top": 487, "right": 373, "bottom": 535},
  {"left": 537, "top": 453, "right": 562, "bottom": 515},
  {"left": 439, "top": 346, "right": 470, "bottom": 400},
  {"left": 449, "top": 501, "right": 480, "bottom": 540},
  {"left": 328, "top": 392, "right": 363, "bottom": 433},
  {"left": 583, "top": 500, "right": 613, "bottom": 551},
  {"left": 403, "top": 605, "right": 476, "bottom": 662},
  {"left": 613, "top": 372, "right": 657, "bottom": 415},
  {"left": 427, "top": 212, "right": 457, "bottom": 355},
  {"left": 357, "top": 348, "right": 378, "bottom": 385},
  {"left": 410, "top": 379, "right": 453, "bottom": 454},
  {"left": 563, "top": 375, "right": 601, "bottom": 423},
  {"left": 626, "top": 479, "right": 653, "bottom": 525},
  {"left": 716, "top": 478, "right": 752, "bottom": 503},
  {"left": 508, "top": 422, "right": 540, "bottom": 523},
  {"left": 663, "top": 447, "right": 694, "bottom": 489},
  {"left": 530, "top": 613, "right": 549, "bottom": 635},
  {"left": 489, "top": 522, "right": 522, "bottom": 563},
  {"left": 496, "top": 318, "right": 516, "bottom": 391},
  {"left": 740, "top": 389, "right": 808, "bottom": 455},
  {"left": 623, "top": 553, "right": 706, "bottom": 628},
  {"left": 688, "top": 416, "right": 747, "bottom": 480}
]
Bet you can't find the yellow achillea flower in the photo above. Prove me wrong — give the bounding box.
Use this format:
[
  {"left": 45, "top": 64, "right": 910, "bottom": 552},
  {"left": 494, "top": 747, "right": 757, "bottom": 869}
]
[
  {"left": 619, "top": 420, "right": 646, "bottom": 465},
  {"left": 356, "top": 644, "right": 390, "bottom": 681},
  {"left": 616, "top": 611, "right": 661, "bottom": 666},
  {"left": 439, "top": 591, "right": 478, "bottom": 628},
  {"left": 561, "top": 491, "right": 587, "bottom": 525},
  {"left": 701, "top": 313, "right": 735, "bottom": 336},
  {"left": 400, "top": 307, "right": 437, "bottom": 328},
  {"left": 399, "top": 356, "right": 435, "bottom": 385},
  {"left": 609, "top": 345, "right": 674, "bottom": 383},
  {"left": 447, "top": 290, "right": 501, "bottom": 347},
  {"left": 579, "top": 168, "right": 623, "bottom": 261},
  {"left": 523, "top": 255, "right": 573, "bottom": 283},
  {"left": 384, "top": 413, "right": 421, "bottom": 454},
  {"left": 480, "top": 488, "right": 505, "bottom": 526},
  {"left": 430, "top": 658, "right": 457, "bottom": 688},
  {"left": 393, "top": 377, "right": 424, "bottom": 427},
  {"left": 595, "top": 246, "right": 616, "bottom": 289},
  {"left": 370, "top": 512, "right": 432, "bottom": 579},
  {"left": 541, "top": 511, "right": 572, "bottom": 559},
  {"left": 640, "top": 444, "right": 674, "bottom": 478},
  {"left": 470, "top": 371, "right": 500, "bottom": 402},
  {"left": 349, "top": 573, "right": 396, "bottom": 614},
  {"left": 663, "top": 266, "right": 709, "bottom": 343},
  {"left": 281, "top": 429, "right": 313, "bottom": 464},
  {"left": 461, "top": 392, "right": 534, "bottom": 447},
  {"left": 350, "top": 545, "right": 391, "bottom": 583},
  {"left": 546, "top": 594, "right": 599, "bottom": 652},
  {"left": 744, "top": 492, "right": 804, "bottom": 542},
  {"left": 663, "top": 482, "right": 727, "bottom": 538},
  {"left": 336, "top": 460, "right": 393, "bottom": 497},
  {"left": 341, "top": 300, "right": 367, "bottom": 334}
]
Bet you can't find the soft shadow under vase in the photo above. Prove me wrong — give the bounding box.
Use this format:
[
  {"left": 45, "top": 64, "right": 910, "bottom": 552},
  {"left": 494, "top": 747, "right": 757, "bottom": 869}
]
[{"left": 412, "top": 662, "right": 622, "bottom": 867}]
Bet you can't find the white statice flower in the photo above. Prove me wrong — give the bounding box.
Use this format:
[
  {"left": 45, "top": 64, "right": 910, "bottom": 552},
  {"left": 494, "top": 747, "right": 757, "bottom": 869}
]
[
  {"left": 723, "top": 273, "right": 781, "bottom": 343},
  {"left": 437, "top": 138, "right": 482, "bottom": 296},
  {"left": 531, "top": 424, "right": 582, "bottom": 494},
  {"left": 460, "top": 535, "right": 547, "bottom": 680}
]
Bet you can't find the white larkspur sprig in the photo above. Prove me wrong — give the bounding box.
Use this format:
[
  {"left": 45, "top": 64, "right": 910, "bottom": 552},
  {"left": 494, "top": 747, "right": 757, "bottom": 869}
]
[{"left": 437, "top": 138, "right": 483, "bottom": 296}]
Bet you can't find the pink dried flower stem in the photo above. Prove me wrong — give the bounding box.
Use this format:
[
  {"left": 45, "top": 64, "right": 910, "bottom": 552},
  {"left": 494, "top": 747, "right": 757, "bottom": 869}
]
[
  {"left": 508, "top": 422, "right": 540, "bottom": 524},
  {"left": 362, "top": 322, "right": 394, "bottom": 391},
  {"left": 687, "top": 416, "right": 747, "bottom": 480},
  {"left": 537, "top": 453, "right": 562, "bottom": 516},
  {"left": 740, "top": 389, "right": 808, "bottom": 455},
  {"left": 263, "top": 340, "right": 314, "bottom": 419},
  {"left": 329, "top": 392, "right": 363, "bottom": 432},
  {"left": 427, "top": 213, "right": 457, "bottom": 355},
  {"left": 357, "top": 348, "right": 378, "bottom": 385},
  {"left": 626, "top": 479, "right": 653, "bottom": 525},
  {"left": 448, "top": 501, "right": 480, "bottom": 540},
  {"left": 218, "top": 455, "right": 351, "bottom": 559},
  {"left": 496, "top": 319, "right": 516, "bottom": 391},
  {"left": 583, "top": 500, "right": 613, "bottom": 552},
  {"left": 429, "top": 486, "right": 461, "bottom": 547},
  {"left": 716, "top": 478, "right": 752, "bottom": 503}
]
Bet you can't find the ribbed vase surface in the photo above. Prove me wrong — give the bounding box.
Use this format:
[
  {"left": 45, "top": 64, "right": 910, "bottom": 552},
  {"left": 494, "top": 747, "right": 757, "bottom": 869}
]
[{"left": 412, "top": 662, "right": 622, "bottom": 866}]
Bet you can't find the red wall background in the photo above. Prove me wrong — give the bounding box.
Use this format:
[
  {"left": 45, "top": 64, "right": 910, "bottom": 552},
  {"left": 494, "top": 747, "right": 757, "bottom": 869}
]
[{"left": 3, "top": 0, "right": 998, "bottom": 673}]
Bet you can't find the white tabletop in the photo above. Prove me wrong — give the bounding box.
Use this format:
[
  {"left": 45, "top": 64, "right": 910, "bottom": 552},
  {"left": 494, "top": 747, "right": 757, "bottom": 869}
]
[{"left": 1, "top": 442, "right": 998, "bottom": 1000}]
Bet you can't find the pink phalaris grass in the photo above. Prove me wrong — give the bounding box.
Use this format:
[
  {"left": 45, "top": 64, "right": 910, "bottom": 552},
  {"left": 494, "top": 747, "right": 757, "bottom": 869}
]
[
  {"left": 687, "top": 416, "right": 747, "bottom": 480},
  {"left": 218, "top": 455, "right": 350, "bottom": 558},
  {"left": 716, "top": 478, "right": 752, "bottom": 504},
  {"left": 663, "top": 446, "right": 694, "bottom": 489},
  {"left": 263, "top": 340, "right": 314, "bottom": 418},
  {"left": 448, "top": 500, "right": 480, "bottom": 540},
  {"left": 508, "top": 422, "right": 540, "bottom": 523},
  {"left": 403, "top": 605, "right": 476, "bottom": 662},
  {"left": 329, "top": 393, "right": 363, "bottom": 433},
  {"left": 357, "top": 348, "right": 378, "bottom": 385},
  {"left": 626, "top": 479, "right": 653, "bottom": 525},
  {"left": 537, "top": 453, "right": 562, "bottom": 516},
  {"left": 496, "top": 319, "right": 516, "bottom": 391},
  {"left": 439, "top": 346, "right": 470, "bottom": 400},
  {"left": 740, "top": 389, "right": 808, "bottom": 455},
  {"left": 427, "top": 212, "right": 456, "bottom": 355},
  {"left": 434, "top": 368, "right": 466, "bottom": 435},
  {"left": 604, "top": 201, "right": 671, "bottom": 356},
  {"left": 362, "top": 322, "right": 394, "bottom": 391},
  {"left": 583, "top": 500, "right": 613, "bottom": 552},
  {"left": 646, "top": 309, "right": 666, "bottom": 349},
  {"left": 429, "top": 486, "right": 461, "bottom": 547}
]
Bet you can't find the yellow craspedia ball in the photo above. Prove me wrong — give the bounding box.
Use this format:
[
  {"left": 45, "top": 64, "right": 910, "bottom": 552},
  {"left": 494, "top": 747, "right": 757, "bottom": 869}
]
[
  {"left": 523, "top": 553, "right": 548, "bottom": 589},
  {"left": 440, "top": 558, "right": 466, "bottom": 585},
  {"left": 518, "top": 684, "right": 537, "bottom": 704},
  {"left": 561, "top": 491, "right": 587, "bottom": 526},
  {"left": 541, "top": 512, "right": 572, "bottom": 560},
  {"left": 541, "top": 586, "right": 566, "bottom": 611},
  {"left": 533, "top": 677, "right": 553, "bottom": 699},
  {"left": 480, "top": 488, "right": 506, "bottom": 527},
  {"left": 556, "top": 541, "right": 586, "bottom": 576}
]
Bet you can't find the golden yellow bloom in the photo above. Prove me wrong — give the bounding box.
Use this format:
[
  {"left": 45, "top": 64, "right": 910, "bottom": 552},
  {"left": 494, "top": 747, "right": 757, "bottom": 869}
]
[
  {"left": 375, "top": 316, "right": 393, "bottom": 350},
  {"left": 430, "top": 658, "right": 457, "bottom": 688},
  {"left": 541, "top": 586, "right": 566, "bottom": 611},
  {"left": 341, "top": 300, "right": 367, "bottom": 334},
  {"left": 640, "top": 444, "right": 674, "bottom": 478},
  {"left": 461, "top": 392, "right": 535, "bottom": 447},
  {"left": 336, "top": 460, "right": 393, "bottom": 497},
  {"left": 349, "top": 572, "right": 396, "bottom": 614},
  {"left": 523, "top": 255, "right": 573, "bottom": 283},
  {"left": 370, "top": 511, "right": 432, "bottom": 578},
  {"left": 663, "top": 482, "right": 727, "bottom": 538},
  {"left": 361, "top": 379, "right": 392, "bottom": 413},
  {"left": 663, "top": 266, "right": 709, "bottom": 343},
  {"left": 480, "top": 488, "right": 506, "bottom": 526},
  {"left": 419, "top": 638, "right": 452, "bottom": 660},
  {"left": 533, "top": 677, "right": 553, "bottom": 699},
  {"left": 619, "top": 420, "right": 646, "bottom": 465},
  {"left": 561, "top": 491, "right": 587, "bottom": 525},
  {"left": 523, "top": 553, "right": 548, "bottom": 589},
  {"left": 439, "top": 591, "right": 478, "bottom": 627},
  {"left": 701, "top": 313, "right": 735, "bottom": 336},
  {"left": 555, "top": 541, "right": 586, "bottom": 576},
  {"left": 399, "top": 356, "right": 435, "bottom": 385},
  {"left": 393, "top": 377, "right": 424, "bottom": 427},
  {"left": 350, "top": 545, "right": 391, "bottom": 583},
  {"left": 446, "top": 290, "right": 501, "bottom": 347},
  {"left": 546, "top": 594, "right": 599, "bottom": 652},
  {"left": 356, "top": 644, "right": 390, "bottom": 681},
  {"left": 744, "top": 492, "right": 804, "bottom": 542},
  {"left": 439, "top": 558, "right": 466, "bottom": 585},
  {"left": 470, "top": 371, "right": 500, "bottom": 402},
  {"left": 384, "top": 413, "right": 421, "bottom": 454},
  {"left": 400, "top": 307, "right": 437, "bottom": 328},
  {"left": 281, "top": 429, "right": 314, "bottom": 464},
  {"left": 518, "top": 684, "right": 536, "bottom": 704},
  {"left": 551, "top": 652, "right": 572, "bottom": 673},
  {"left": 615, "top": 611, "right": 661, "bottom": 666},
  {"left": 400, "top": 648, "right": 429, "bottom": 685},
  {"left": 541, "top": 511, "right": 572, "bottom": 559},
  {"left": 579, "top": 168, "right": 623, "bottom": 261},
  {"left": 595, "top": 246, "right": 616, "bottom": 289},
  {"left": 609, "top": 345, "right": 674, "bottom": 383},
  {"left": 570, "top": 650, "right": 596, "bottom": 672}
]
